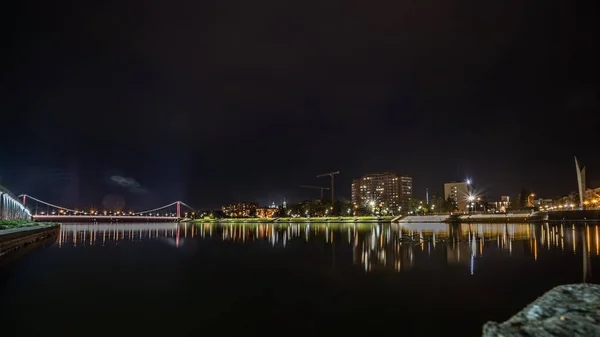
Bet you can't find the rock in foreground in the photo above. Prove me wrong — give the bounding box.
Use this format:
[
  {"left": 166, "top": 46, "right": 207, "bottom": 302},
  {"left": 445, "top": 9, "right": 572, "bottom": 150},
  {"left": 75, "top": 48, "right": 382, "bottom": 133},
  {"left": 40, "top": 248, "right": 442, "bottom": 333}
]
[{"left": 483, "top": 284, "right": 600, "bottom": 337}]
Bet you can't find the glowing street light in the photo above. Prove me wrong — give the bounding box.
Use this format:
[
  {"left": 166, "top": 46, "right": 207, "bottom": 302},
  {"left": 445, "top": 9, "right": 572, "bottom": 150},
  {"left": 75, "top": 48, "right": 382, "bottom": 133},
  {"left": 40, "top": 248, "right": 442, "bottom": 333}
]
[
  {"left": 467, "top": 195, "right": 475, "bottom": 213},
  {"left": 369, "top": 200, "right": 376, "bottom": 215}
]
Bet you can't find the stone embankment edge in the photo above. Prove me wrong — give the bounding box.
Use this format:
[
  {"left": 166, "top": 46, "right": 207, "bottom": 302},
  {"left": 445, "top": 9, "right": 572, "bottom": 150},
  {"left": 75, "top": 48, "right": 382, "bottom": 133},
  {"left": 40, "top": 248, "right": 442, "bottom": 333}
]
[
  {"left": 0, "top": 224, "right": 60, "bottom": 257},
  {"left": 482, "top": 284, "right": 600, "bottom": 337}
]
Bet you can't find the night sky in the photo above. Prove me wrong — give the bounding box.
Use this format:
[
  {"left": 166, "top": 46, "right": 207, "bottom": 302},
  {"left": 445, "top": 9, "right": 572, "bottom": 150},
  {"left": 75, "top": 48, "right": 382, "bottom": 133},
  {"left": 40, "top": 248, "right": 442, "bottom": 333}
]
[{"left": 2, "top": 0, "right": 599, "bottom": 210}]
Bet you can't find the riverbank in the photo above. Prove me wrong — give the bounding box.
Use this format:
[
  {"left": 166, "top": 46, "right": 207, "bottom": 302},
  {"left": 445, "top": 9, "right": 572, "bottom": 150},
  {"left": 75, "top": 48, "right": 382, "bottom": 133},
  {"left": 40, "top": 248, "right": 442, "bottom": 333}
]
[
  {"left": 192, "top": 216, "right": 394, "bottom": 223},
  {"left": 0, "top": 223, "right": 59, "bottom": 257},
  {"left": 457, "top": 213, "right": 532, "bottom": 223},
  {"left": 397, "top": 213, "right": 534, "bottom": 224},
  {"left": 190, "top": 211, "right": 600, "bottom": 225},
  {"left": 482, "top": 284, "right": 600, "bottom": 336},
  {"left": 0, "top": 219, "right": 43, "bottom": 230}
]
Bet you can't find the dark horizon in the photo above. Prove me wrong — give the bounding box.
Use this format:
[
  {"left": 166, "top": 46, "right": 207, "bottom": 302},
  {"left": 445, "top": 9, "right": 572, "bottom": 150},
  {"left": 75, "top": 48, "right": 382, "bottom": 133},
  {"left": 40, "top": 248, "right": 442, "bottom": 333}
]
[{"left": 2, "top": 0, "right": 599, "bottom": 210}]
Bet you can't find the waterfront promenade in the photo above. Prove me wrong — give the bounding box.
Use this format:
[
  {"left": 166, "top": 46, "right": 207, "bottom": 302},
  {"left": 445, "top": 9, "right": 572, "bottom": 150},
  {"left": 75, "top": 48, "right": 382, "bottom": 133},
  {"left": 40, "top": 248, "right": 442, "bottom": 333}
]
[
  {"left": 0, "top": 223, "right": 59, "bottom": 257},
  {"left": 200, "top": 210, "right": 600, "bottom": 225}
]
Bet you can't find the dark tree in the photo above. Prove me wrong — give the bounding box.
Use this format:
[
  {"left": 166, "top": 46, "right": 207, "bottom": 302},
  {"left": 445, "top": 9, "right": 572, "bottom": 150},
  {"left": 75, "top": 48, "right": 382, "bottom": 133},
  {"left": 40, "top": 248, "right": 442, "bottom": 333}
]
[
  {"left": 355, "top": 206, "right": 371, "bottom": 216},
  {"left": 517, "top": 188, "right": 531, "bottom": 209},
  {"left": 277, "top": 205, "right": 286, "bottom": 217},
  {"left": 211, "top": 210, "right": 225, "bottom": 219},
  {"left": 441, "top": 197, "right": 458, "bottom": 212}
]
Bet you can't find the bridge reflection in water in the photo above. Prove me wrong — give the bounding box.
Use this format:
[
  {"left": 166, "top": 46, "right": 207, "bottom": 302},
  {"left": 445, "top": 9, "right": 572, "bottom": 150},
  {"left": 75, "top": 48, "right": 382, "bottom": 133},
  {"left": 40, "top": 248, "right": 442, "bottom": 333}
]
[{"left": 57, "top": 222, "right": 599, "bottom": 278}]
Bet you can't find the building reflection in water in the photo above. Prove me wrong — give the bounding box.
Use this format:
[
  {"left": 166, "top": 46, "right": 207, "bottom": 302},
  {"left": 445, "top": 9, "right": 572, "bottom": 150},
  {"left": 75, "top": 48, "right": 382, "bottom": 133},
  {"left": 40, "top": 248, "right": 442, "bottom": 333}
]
[{"left": 58, "top": 222, "right": 599, "bottom": 277}]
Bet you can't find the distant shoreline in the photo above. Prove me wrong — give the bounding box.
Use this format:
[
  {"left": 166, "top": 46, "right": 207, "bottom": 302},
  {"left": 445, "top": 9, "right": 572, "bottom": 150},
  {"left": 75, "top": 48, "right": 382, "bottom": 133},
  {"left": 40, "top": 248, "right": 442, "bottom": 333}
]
[
  {"left": 191, "top": 216, "right": 393, "bottom": 224},
  {"left": 190, "top": 211, "right": 600, "bottom": 224},
  {"left": 190, "top": 215, "right": 531, "bottom": 224}
]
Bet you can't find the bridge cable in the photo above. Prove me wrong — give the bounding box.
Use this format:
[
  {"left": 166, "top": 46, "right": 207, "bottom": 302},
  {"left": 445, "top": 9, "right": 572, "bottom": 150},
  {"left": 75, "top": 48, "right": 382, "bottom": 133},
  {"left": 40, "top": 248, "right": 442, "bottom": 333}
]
[
  {"left": 179, "top": 201, "right": 196, "bottom": 211},
  {"left": 133, "top": 201, "right": 179, "bottom": 215},
  {"left": 18, "top": 195, "right": 190, "bottom": 216},
  {"left": 17, "top": 194, "right": 78, "bottom": 213}
]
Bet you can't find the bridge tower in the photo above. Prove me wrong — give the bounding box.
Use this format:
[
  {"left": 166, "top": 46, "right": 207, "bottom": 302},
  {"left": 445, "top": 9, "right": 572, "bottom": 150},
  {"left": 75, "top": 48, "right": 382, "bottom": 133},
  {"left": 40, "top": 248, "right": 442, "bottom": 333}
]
[
  {"left": 176, "top": 201, "right": 181, "bottom": 218},
  {"left": 22, "top": 194, "right": 27, "bottom": 207}
]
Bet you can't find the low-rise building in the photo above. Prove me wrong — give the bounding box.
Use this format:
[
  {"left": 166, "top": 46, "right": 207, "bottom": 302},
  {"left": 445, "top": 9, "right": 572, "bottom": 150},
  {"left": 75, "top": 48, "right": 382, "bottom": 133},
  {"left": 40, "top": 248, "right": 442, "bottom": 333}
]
[
  {"left": 488, "top": 196, "right": 511, "bottom": 212},
  {"left": 585, "top": 187, "right": 600, "bottom": 201},
  {"left": 222, "top": 202, "right": 257, "bottom": 217},
  {"left": 256, "top": 207, "right": 278, "bottom": 218}
]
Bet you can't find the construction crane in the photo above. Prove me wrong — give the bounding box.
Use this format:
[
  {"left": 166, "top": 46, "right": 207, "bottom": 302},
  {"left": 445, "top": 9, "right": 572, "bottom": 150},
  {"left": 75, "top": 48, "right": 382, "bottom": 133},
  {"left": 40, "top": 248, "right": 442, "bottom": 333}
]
[
  {"left": 316, "top": 171, "right": 339, "bottom": 208},
  {"left": 299, "top": 185, "right": 330, "bottom": 200}
]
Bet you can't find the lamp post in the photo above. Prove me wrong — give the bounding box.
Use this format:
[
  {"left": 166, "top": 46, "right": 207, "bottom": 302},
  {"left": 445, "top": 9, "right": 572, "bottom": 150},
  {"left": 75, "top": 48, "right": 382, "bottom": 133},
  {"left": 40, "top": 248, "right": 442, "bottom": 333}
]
[{"left": 468, "top": 195, "right": 475, "bottom": 214}]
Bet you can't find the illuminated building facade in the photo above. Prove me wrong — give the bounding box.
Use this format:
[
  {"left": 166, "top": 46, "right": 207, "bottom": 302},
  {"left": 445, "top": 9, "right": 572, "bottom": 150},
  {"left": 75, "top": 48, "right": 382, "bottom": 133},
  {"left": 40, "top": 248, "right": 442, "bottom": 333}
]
[
  {"left": 222, "top": 202, "right": 257, "bottom": 217},
  {"left": 256, "top": 207, "right": 278, "bottom": 218},
  {"left": 351, "top": 173, "right": 412, "bottom": 211},
  {"left": 584, "top": 187, "right": 600, "bottom": 208},
  {"left": 444, "top": 181, "right": 469, "bottom": 212}
]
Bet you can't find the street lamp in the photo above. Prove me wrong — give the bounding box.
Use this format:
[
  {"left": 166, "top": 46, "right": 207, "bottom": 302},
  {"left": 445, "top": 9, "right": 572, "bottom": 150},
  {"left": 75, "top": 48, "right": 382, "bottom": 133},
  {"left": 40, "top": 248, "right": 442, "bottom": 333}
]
[
  {"left": 369, "top": 200, "right": 376, "bottom": 215},
  {"left": 467, "top": 195, "right": 475, "bottom": 213}
]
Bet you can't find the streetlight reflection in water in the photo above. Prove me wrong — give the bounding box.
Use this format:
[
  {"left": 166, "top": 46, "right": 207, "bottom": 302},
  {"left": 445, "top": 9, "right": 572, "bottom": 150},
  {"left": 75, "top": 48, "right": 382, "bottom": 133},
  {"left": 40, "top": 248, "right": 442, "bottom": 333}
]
[{"left": 57, "top": 222, "right": 599, "bottom": 279}]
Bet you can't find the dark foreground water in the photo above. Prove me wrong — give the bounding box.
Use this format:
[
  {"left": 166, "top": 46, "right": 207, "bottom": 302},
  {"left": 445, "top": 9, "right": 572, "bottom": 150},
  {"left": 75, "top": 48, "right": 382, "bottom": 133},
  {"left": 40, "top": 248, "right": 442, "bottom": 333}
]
[{"left": 1, "top": 222, "right": 599, "bottom": 336}]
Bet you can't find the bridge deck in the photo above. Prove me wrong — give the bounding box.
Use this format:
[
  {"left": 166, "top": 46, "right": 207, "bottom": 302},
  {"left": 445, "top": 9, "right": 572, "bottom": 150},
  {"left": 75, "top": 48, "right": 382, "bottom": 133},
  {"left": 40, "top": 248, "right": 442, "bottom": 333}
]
[{"left": 32, "top": 215, "right": 179, "bottom": 222}]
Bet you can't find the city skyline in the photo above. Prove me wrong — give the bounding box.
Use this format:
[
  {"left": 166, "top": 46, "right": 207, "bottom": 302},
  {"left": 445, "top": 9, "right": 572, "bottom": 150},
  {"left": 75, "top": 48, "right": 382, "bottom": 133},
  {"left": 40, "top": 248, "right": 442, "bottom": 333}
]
[
  {"left": 2, "top": 1, "right": 598, "bottom": 209},
  {"left": 5, "top": 164, "right": 598, "bottom": 212}
]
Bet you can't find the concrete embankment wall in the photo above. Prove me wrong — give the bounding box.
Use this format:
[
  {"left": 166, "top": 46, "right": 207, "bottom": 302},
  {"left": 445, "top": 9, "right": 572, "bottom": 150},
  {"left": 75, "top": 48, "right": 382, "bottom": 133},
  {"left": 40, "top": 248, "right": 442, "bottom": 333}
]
[
  {"left": 199, "top": 217, "right": 394, "bottom": 224},
  {"left": 397, "top": 214, "right": 533, "bottom": 224},
  {"left": 398, "top": 215, "right": 451, "bottom": 223},
  {"left": 548, "top": 210, "right": 600, "bottom": 221},
  {"left": 0, "top": 225, "right": 59, "bottom": 257},
  {"left": 459, "top": 213, "right": 532, "bottom": 223}
]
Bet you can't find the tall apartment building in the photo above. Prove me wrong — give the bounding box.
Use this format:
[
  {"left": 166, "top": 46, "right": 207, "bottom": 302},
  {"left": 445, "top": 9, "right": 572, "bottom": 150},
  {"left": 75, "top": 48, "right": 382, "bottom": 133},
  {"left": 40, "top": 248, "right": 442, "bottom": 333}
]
[
  {"left": 400, "top": 176, "right": 412, "bottom": 204},
  {"left": 351, "top": 173, "right": 412, "bottom": 211},
  {"left": 444, "top": 182, "right": 469, "bottom": 212}
]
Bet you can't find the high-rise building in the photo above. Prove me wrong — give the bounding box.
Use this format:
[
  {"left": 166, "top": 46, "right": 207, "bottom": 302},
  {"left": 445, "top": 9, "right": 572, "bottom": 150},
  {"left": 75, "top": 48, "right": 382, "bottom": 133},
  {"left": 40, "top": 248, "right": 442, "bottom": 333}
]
[
  {"left": 444, "top": 182, "right": 469, "bottom": 212},
  {"left": 400, "top": 176, "right": 413, "bottom": 206},
  {"left": 351, "top": 173, "right": 412, "bottom": 212}
]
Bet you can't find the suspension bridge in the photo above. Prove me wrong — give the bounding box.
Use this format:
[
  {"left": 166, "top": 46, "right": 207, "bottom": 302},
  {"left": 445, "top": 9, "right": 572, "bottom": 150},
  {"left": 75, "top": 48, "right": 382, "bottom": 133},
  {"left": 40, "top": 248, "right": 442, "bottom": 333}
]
[
  {"left": 17, "top": 194, "right": 195, "bottom": 222},
  {"left": 1, "top": 186, "right": 31, "bottom": 220}
]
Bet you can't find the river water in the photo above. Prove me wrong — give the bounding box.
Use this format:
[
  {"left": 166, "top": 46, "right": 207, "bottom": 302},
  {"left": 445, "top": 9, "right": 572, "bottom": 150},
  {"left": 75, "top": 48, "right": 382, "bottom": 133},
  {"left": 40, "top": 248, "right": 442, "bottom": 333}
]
[{"left": 0, "top": 222, "right": 598, "bottom": 336}]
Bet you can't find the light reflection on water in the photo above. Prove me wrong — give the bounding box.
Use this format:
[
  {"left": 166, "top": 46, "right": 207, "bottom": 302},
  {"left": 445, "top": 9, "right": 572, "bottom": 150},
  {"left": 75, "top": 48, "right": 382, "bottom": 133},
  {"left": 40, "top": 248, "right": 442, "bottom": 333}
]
[
  {"left": 57, "top": 222, "right": 599, "bottom": 280},
  {"left": 2, "top": 221, "right": 599, "bottom": 336}
]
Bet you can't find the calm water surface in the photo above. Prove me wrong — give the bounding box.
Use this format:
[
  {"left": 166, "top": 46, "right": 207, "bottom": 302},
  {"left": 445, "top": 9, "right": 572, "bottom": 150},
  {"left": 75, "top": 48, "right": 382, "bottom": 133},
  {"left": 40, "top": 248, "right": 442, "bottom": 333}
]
[{"left": 1, "top": 222, "right": 599, "bottom": 336}]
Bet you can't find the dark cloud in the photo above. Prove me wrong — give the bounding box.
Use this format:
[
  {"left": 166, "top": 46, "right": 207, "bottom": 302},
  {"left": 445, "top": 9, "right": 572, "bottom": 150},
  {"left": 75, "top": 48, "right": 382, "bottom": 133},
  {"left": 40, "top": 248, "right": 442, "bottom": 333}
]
[{"left": 110, "top": 176, "right": 150, "bottom": 195}]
